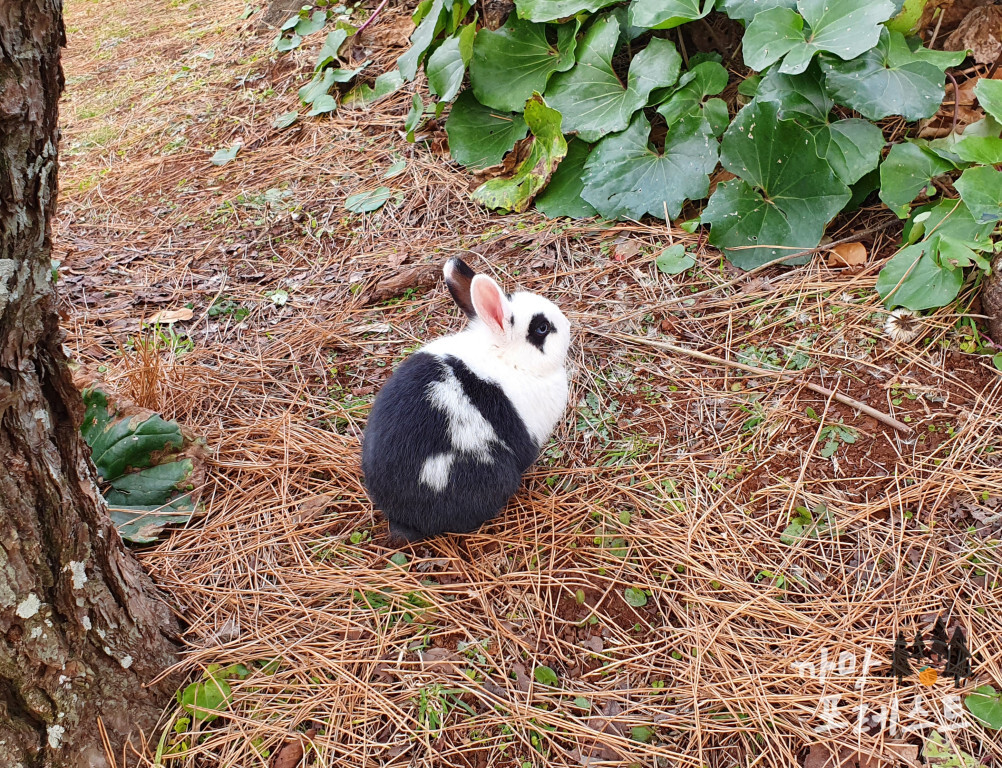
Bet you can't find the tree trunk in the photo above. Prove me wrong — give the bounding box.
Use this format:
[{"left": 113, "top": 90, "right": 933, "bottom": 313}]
[{"left": 1, "top": 2, "right": 183, "bottom": 766}]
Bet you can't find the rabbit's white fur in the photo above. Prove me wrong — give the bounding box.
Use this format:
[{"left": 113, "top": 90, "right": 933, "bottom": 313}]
[{"left": 422, "top": 289, "right": 570, "bottom": 448}]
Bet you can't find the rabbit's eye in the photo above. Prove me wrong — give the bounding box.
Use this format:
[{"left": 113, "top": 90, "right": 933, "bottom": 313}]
[{"left": 534, "top": 321, "right": 550, "bottom": 337}]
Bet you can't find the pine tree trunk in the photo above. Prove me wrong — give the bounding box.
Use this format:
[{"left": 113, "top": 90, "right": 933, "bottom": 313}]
[{"left": 1, "top": 2, "right": 183, "bottom": 765}]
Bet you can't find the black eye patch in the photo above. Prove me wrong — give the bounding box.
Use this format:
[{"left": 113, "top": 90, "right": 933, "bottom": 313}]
[{"left": 527, "top": 313, "right": 553, "bottom": 350}]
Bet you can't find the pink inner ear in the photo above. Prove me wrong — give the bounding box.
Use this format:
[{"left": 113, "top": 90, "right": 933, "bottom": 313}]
[{"left": 471, "top": 276, "right": 507, "bottom": 335}]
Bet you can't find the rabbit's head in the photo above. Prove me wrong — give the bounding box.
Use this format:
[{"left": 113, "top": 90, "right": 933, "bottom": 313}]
[{"left": 444, "top": 257, "right": 571, "bottom": 378}]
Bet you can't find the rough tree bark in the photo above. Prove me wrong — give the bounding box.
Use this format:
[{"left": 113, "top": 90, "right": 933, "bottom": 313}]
[{"left": 1, "top": 2, "right": 183, "bottom": 766}]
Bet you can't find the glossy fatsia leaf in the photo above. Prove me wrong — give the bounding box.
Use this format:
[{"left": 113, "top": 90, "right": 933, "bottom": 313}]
[
  {"left": 628, "top": 0, "right": 714, "bottom": 30},
  {"left": 820, "top": 29, "right": 965, "bottom": 121},
  {"left": 446, "top": 90, "right": 529, "bottom": 169},
  {"left": 514, "top": 0, "right": 619, "bottom": 22},
  {"left": 581, "top": 112, "right": 718, "bottom": 220},
  {"left": 755, "top": 63, "right": 832, "bottom": 124},
  {"left": 878, "top": 142, "right": 953, "bottom": 218},
  {"left": 875, "top": 240, "right": 964, "bottom": 310},
  {"left": 955, "top": 166, "right": 1002, "bottom": 223},
  {"left": 744, "top": 0, "right": 895, "bottom": 75},
  {"left": 703, "top": 101, "right": 850, "bottom": 269},
  {"left": 534, "top": 138, "right": 598, "bottom": 218},
  {"left": 720, "top": 0, "right": 795, "bottom": 23},
  {"left": 427, "top": 23, "right": 476, "bottom": 102},
  {"left": 546, "top": 17, "right": 681, "bottom": 142},
  {"left": 975, "top": 78, "right": 1002, "bottom": 123},
  {"left": 472, "top": 96, "right": 567, "bottom": 213},
  {"left": 470, "top": 15, "right": 577, "bottom": 112}
]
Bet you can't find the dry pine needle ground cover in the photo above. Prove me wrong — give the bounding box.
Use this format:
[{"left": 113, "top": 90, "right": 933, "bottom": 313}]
[{"left": 55, "top": 0, "right": 1002, "bottom": 765}]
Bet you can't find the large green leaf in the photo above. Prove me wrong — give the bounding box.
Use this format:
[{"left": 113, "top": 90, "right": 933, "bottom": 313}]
[
  {"left": 820, "top": 29, "right": 965, "bottom": 121},
  {"left": 720, "top": 0, "right": 795, "bottom": 23},
  {"left": 656, "top": 60, "right": 729, "bottom": 126},
  {"left": 446, "top": 91, "right": 529, "bottom": 169},
  {"left": 975, "top": 79, "right": 1002, "bottom": 123},
  {"left": 628, "top": 0, "right": 714, "bottom": 29},
  {"left": 514, "top": 0, "right": 620, "bottom": 22},
  {"left": 534, "top": 138, "right": 598, "bottom": 218},
  {"left": 314, "top": 29, "right": 349, "bottom": 71},
  {"left": 965, "top": 686, "right": 1002, "bottom": 730},
  {"left": 703, "top": 100, "right": 850, "bottom": 269},
  {"left": 878, "top": 141, "right": 953, "bottom": 218},
  {"left": 875, "top": 240, "right": 964, "bottom": 310},
  {"left": 581, "top": 112, "right": 718, "bottom": 220},
  {"left": 88, "top": 413, "right": 183, "bottom": 481},
  {"left": 546, "top": 17, "right": 682, "bottom": 142},
  {"left": 904, "top": 198, "right": 996, "bottom": 245},
  {"left": 81, "top": 388, "right": 197, "bottom": 543},
  {"left": 472, "top": 96, "right": 567, "bottom": 212},
  {"left": 756, "top": 65, "right": 883, "bottom": 184},
  {"left": 427, "top": 22, "right": 476, "bottom": 103},
  {"left": 954, "top": 136, "right": 1002, "bottom": 165},
  {"left": 470, "top": 15, "right": 577, "bottom": 112},
  {"left": 744, "top": 0, "right": 895, "bottom": 75},
  {"left": 955, "top": 166, "right": 1002, "bottom": 224},
  {"left": 105, "top": 459, "right": 195, "bottom": 507}
]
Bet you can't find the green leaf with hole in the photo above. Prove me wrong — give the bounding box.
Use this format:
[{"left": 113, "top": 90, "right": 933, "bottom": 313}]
[
  {"left": 427, "top": 22, "right": 476, "bottom": 103},
  {"left": 878, "top": 142, "right": 953, "bottom": 218},
  {"left": 472, "top": 95, "right": 566, "bottom": 212},
  {"left": 533, "top": 665, "right": 559, "bottom": 686},
  {"left": 624, "top": 587, "right": 648, "bottom": 607},
  {"left": 720, "top": 0, "right": 795, "bottom": 23},
  {"left": 546, "top": 17, "right": 682, "bottom": 142},
  {"left": 346, "top": 187, "right": 393, "bottom": 213},
  {"left": 470, "top": 15, "right": 577, "bottom": 112},
  {"left": 955, "top": 166, "right": 1002, "bottom": 224},
  {"left": 875, "top": 240, "right": 963, "bottom": 310},
  {"left": 581, "top": 111, "right": 718, "bottom": 220},
  {"left": 820, "top": 29, "right": 965, "bottom": 121},
  {"left": 656, "top": 244, "right": 695, "bottom": 274},
  {"left": 702, "top": 101, "right": 850, "bottom": 269},
  {"left": 514, "top": 0, "right": 620, "bottom": 22},
  {"left": 343, "top": 70, "right": 404, "bottom": 108},
  {"left": 534, "top": 138, "right": 597, "bottom": 218},
  {"left": 628, "top": 0, "right": 714, "bottom": 29},
  {"left": 446, "top": 90, "right": 529, "bottom": 169},
  {"left": 210, "top": 144, "right": 240, "bottom": 166},
  {"left": 975, "top": 79, "right": 1002, "bottom": 123},
  {"left": 744, "top": 0, "right": 895, "bottom": 75}
]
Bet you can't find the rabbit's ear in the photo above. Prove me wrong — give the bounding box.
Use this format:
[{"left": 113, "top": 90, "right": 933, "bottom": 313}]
[
  {"left": 471, "top": 274, "right": 511, "bottom": 337},
  {"left": 444, "top": 257, "right": 477, "bottom": 319}
]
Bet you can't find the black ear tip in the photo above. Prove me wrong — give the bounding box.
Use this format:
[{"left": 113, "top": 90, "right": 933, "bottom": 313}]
[{"left": 445, "top": 257, "right": 476, "bottom": 280}]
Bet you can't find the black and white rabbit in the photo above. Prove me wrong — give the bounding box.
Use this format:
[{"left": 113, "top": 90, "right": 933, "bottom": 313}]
[{"left": 361, "top": 257, "right": 571, "bottom": 541}]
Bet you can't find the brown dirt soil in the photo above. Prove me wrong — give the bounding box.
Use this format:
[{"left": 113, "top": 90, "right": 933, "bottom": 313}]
[{"left": 55, "top": 0, "right": 1002, "bottom": 766}]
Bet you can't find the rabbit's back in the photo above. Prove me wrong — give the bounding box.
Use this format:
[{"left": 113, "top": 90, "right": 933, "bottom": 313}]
[{"left": 361, "top": 351, "right": 539, "bottom": 540}]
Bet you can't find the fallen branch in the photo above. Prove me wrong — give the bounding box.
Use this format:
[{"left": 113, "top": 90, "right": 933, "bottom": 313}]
[{"left": 591, "top": 329, "right": 914, "bottom": 435}]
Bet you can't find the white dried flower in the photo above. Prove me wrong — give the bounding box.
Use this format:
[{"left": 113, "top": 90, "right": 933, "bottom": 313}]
[{"left": 883, "top": 309, "right": 923, "bottom": 343}]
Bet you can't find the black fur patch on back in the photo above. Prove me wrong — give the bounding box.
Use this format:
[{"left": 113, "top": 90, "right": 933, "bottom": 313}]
[{"left": 361, "top": 352, "right": 539, "bottom": 541}]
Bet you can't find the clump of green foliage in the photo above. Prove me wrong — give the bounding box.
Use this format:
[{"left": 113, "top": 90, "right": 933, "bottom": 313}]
[{"left": 285, "top": 0, "right": 1002, "bottom": 312}]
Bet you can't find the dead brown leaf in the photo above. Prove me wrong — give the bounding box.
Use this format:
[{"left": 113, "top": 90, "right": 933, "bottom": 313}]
[
  {"left": 357, "top": 15, "right": 414, "bottom": 48},
  {"left": 419, "top": 647, "right": 462, "bottom": 673},
  {"left": 945, "top": 4, "right": 1002, "bottom": 64},
  {"left": 146, "top": 307, "right": 194, "bottom": 324},
  {"left": 269, "top": 728, "right": 315, "bottom": 768},
  {"left": 828, "top": 242, "right": 867, "bottom": 268},
  {"left": 510, "top": 662, "right": 532, "bottom": 692},
  {"left": 360, "top": 264, "right": 440, "bottom": 305}
]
